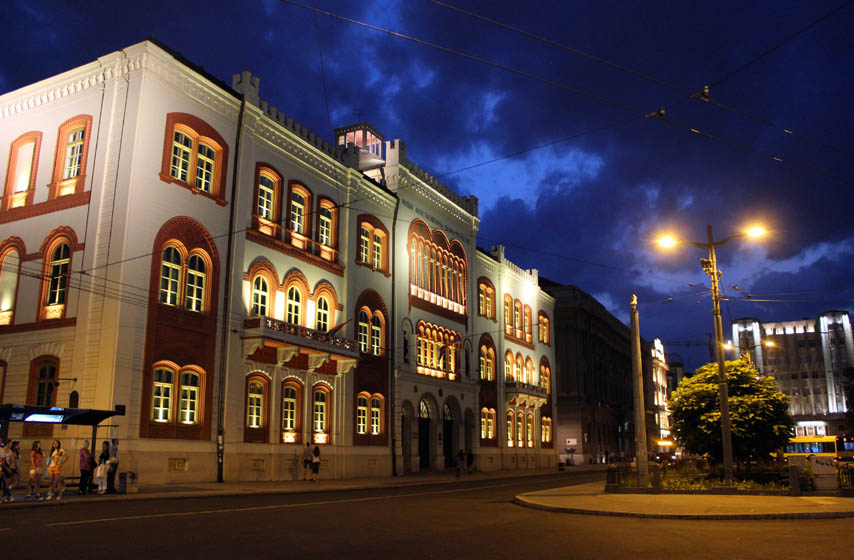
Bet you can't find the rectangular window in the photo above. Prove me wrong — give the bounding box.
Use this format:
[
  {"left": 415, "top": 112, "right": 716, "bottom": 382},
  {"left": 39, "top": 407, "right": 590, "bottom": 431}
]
[
  {"left": 14, "top": 141, "right": 36, "bottom": 194},
  {"left": 370, "top": 399, "right": 381, "bottom": 435},
  {"left": 195, "top": 143, "right": 215, "bottom": 192},
  {"left": 371, "top": 322, "right": 382, "bottom": 355},
  {"left": 318, "top": 207, "right": 333, "bottom": 246},
  {"left": 360, "top": 227, "right": 370, "bottom": 263},
  {"left": 170, "top": 132, "right": 192, "bottom": 182},
  {"left": 313, "top": 391, "right": 327, "bottom": 433},
  {"left": 373, "top": 233, "right": 382, "bottom": 269},
  {"left": 290, "top": 192, "right": 306, "bottom": 234},
  {"left": 152, "top": 369, "right": 173, "bottom": 422},
  {"left": 282, "top": 387, "right": 297, "bottom": 431},
  {"left": 185, "top": 269, "right": 205, "bottom": 312},
  {"left": 356, "top": 399, "right": 367, "bottom": 435},
  {"left": 247, "top": 383, "right": 264, "bottom": 428},
  {"left": 62, "top": 129, "right": 85, "bottom": 180},
  {"left": 179, "top": 373, "right": 199, "bottom": 424},
  {"left": 257, "top": 175, "right": 275, "bottom": 220}
]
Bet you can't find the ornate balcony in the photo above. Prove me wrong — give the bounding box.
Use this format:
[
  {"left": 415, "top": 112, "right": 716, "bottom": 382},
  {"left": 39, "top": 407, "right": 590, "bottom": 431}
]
[
  {"left": 242, "top": 316, "right": 358, "bottom": 374},
  {"left": 504, "top": 381, "right": 548, "bottom": 409}
]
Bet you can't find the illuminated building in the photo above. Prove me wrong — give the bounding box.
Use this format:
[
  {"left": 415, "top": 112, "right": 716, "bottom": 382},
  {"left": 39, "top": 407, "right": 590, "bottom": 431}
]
[
  {"left": 0, "top": 39, "right": 556, "bottom": 482},
  {"left": 732, "top": 311, "right": 853, "bottom": 436}
]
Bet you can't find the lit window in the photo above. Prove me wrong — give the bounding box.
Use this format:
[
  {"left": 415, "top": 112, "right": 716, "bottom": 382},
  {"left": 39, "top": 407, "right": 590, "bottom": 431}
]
[
  {"left": 370, "top": 397, "right": 381, "bottom": 435},
  {"left": 318, "top": 206, "right": 333, "bottom": 246},
  {"left": 480, "top": 409, "right": 487, "bottom": 439},
  {"left": 316, "top": 297, "right": 329, "bottom": 332},
  {"left": 504, "top": 298, "right": 512, "bottom": 333},
  {"left": 360, "top": 227, "right": 370, "bottom": 263},
  {"left": 356, "top": 396, "right": 368, "bottom": 434},
  {"left": 252, "top": 276, "right": 268, "bottom": 316},
  {"left": 290, "top": 191, "right": 306, "bottom": 234},
  {"left": 484, "top": 289, "right": 492, "bottom": 318},
  {"left": 517, "top": 412, "right": 524, "bottom": 448},
  {"left": 527, "top": 414, "right": 534, "bottom": 447},
  {"left": 487, "top": 409, "right": 495, "bottom": 439},
  {"left": 313, "top": 389, "right": 327, "bottom": 433},
  {"left": 358, "top": 311, "right": 369, "bottom": 353},
  {"left": 62, "top": 128, "right": 85, "bottom": 180},
  {"left": 247, "top": 381, "right": 264, "bottom": 428},
  {"left": 159, "top": 247, "right": 181, "bottom": 306},
  {"left": 371, "top": 315, "right": 382, "bottom": 355},
  {"left": 505, "top": 354, "right": 514, "bottom": 381},
  {"left": 257, "top": 174, "right": 275, "bottom": 220},
  {"left": 185, "top": 255, "right": 206, "bottom": 312},
  {"left": 542, "top": 417, "right": 552, "bottom": 443},
  {"left": 372, "top": 232, "right": 382, "bottom": 269},
  {"left": 47, "top": 243, "right": 70, "bottom": 306},
  {"left": 524, "top": 308, "right": 532, "bottom": 341},
  {"left": 286, "top": 286, "right": 301, "bottom": 325},
  {"left": 479, "top": 353, "right": 486, "bottom": 380},
  {"left": 507, "top": 411, "right": 514, "bottom": 447},
  {"left": 179, "top": 371, "right": 200, "bottom": 424},
  {"left": 152, "top": 368, "right": 174, "bottom": 422},
  {"left": 478, "top": 289, "right": 485, "bottom": 316},
  {"left": 170, "top": 131, "right": 192, "bottom": 182},
  {"left": 195, "top": 143, "right": 215, "bottom": 192},
  {"left": 282, "top": 385, "right": 297, "bottom": 431}
]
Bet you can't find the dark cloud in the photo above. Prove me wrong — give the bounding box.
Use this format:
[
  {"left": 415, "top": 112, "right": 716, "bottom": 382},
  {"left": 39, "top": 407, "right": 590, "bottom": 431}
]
[{"left": 2, "top": 0, "right": 851, "bottom": 370}]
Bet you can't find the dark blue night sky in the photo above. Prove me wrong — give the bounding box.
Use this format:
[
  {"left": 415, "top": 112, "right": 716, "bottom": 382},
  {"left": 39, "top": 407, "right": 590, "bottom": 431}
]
[{"left": 2, "top": 0, "right": 852, "bottom": 370}]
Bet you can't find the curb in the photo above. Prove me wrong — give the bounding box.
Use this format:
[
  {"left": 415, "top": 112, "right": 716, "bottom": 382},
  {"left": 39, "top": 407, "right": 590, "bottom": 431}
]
[
  {"left": 2, "top": 466, "right": 607, "bottom": 509},
  {"left": 512, "top": 495, "right": 854, "bottom": 520}
]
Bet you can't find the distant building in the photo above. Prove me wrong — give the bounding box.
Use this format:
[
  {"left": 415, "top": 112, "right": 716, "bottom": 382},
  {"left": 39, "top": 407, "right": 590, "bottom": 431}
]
[
  {"left": 643, "top": 338, "right": 672, "bottom": 459},
  {"left": 539, "top": 281, "right": 634, "bottom": 464},
  {"left": 732, "top": 311, "right": 853, "bottom": 436},
  {"left": 666, "top": 359, "right": 686, "bottom": 398}
]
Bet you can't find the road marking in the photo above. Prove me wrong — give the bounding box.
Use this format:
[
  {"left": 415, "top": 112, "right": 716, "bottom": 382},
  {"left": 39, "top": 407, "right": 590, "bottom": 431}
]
[{"left": 47, "top": 481, "right": 526, "bottom": 527}]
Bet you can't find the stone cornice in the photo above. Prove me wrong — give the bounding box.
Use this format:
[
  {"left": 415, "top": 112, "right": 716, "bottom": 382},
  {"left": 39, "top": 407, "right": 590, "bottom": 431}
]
[{"left": 399, "top": 170, "right": 477, "bottom": 228}]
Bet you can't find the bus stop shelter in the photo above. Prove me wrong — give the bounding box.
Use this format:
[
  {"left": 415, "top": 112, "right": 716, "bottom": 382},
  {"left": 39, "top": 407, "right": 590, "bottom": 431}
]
[{"left": 0, "top": 403, "right": 125, "bottom": 452}]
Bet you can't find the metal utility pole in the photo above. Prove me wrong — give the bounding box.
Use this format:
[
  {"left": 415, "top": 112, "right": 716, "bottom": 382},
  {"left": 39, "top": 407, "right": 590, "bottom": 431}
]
[
  {"left": 630, "top": 294, "right": 648, "bottom": 488},
  {"left": 704, "top": 224, "right": 734, "bottom": 483}
]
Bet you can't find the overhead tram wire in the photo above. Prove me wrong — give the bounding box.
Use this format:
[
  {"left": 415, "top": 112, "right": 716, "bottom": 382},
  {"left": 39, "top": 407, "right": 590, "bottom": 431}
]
[
  {"left": 429, "top": 0, "right": 854, "bottom": 160},
  {"left": 280, "top": 0, "right": 854, "bottom": 188}
]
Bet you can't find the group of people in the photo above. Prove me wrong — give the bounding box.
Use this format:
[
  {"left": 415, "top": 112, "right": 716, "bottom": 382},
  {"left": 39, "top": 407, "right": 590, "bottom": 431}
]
[
  {"left": 0, "top": 438, "right": 119, "bottom": 502},
  {"left": 455, "top": 449, "right": 475, "bottom": 478},
  {"left": 302, "top": 443, "right": 321, "bottom": 481}
]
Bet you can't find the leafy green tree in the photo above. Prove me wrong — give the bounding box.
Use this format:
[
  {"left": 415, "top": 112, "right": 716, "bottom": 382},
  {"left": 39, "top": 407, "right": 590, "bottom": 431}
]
[{"left": 668, "top": 360, "right": 793, "bottom": 465}]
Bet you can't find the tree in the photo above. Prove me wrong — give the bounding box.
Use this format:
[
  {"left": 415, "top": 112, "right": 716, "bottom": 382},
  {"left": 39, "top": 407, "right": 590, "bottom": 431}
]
[{"left": 668, "top": 359, "right": 793, "bottom": 465}]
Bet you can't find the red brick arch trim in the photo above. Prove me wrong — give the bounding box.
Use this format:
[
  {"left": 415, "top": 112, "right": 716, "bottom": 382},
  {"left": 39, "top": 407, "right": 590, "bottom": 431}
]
[
  {"left": 38, "top": 226, "right": 83, "bottom": 257},
  {"left": 244, "top": 257, "right": 279, "bottom": 287},
  {"left": 159, "top": 113, "right": 229, "bottom": 206},
  {"left": 354, "top": 289, "right": 388, "bottom": 322}
]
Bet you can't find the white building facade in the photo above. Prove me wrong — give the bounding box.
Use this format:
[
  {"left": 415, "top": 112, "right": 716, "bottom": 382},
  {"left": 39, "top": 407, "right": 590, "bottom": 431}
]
[{"left": 0, "top": 40, "right": 556, "bottom": 483}]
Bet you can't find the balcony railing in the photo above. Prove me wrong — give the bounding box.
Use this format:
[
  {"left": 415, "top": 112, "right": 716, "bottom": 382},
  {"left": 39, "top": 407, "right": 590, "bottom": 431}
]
[
  {"left": 243, "top": 316, "right": 359, "bottom": 373},
  {"left": 504, "top": 380, "right": 549, "bottom": 408}
]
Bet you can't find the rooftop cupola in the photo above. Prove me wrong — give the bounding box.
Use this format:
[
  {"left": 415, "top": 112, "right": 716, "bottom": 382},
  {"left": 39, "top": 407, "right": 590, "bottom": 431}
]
[{"left": 335, "top": 123, "right": 385, "bottom": 171}]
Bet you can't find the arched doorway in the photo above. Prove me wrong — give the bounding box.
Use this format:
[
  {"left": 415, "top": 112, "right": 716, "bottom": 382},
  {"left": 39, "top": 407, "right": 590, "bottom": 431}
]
[
  {"left": 418, "top": 397, "right": 433, "bottom": 471},
  {"left": 442, "top": 398, "right": 461, "bottom": 469}
]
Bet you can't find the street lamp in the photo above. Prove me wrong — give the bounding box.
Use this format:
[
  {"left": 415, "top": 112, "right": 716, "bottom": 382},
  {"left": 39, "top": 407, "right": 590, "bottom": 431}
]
[{"left": 656, "top": 224, "right": 765, "bottom": 482}]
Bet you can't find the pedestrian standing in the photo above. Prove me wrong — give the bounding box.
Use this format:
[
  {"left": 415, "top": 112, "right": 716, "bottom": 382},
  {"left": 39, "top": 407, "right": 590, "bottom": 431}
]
[
  {"left": 106, "top": 438, "right": 119, "bottom": 493},
  {"left": 96, "top": 441, "right": 110, "bottom": 495},
  {"left": 311, "top": 445, "right": 320, "bottom": 482},
  {"left": 466, "top": 449, "right": 474, "bottom": 474},
  {"left": 46, "top": 440, "right": 68, "bottom": 500},
  {"left": 302, "top": 443, "right": 313, "bottom": 480},
  {"left": 26, "top": 441, "right": 44, "bottom": 500},
  {"left": 7, "top": 441, "right": 20, "bottom": 489},
  {"left": 78, "top": 440, "right": 93, "bottom": 495},
  {"left": 455, "top": 449, "right": 465, "bottom": 479},
  {"left": 0, "top": 440, "right": 12, "bottom": 503}
]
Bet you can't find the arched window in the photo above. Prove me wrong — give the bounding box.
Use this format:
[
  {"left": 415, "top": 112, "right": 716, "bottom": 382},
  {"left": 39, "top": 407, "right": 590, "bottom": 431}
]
[
  {"left": 527, "top": 413, "right": 534, "bottom": 447},
  {"left": 541, "top": 417, "right": 552, "bottom": 443},
  {"left": 516, "top": 355, "right": 524, "bottom": 383},
  {"left": 487, "top": 409, "right": 495, "bottom": 439},
  {"left": 525, "top": 358, "right": 534, "bottom": 386},
  {"left": 506, "top": 411, "right": 514, "bottom": 447},
  {"left": 152, "top": 367, "right": 174, "bottom": 422},
  {"left": 289, "top": 188, "right": 308, "bottom": 235},
  {"left": 247, "top": 380, "right": 264, "bottom": 428},
  {"left": 281, "top": 380, "right": 302, "bottom": 443},
  {"left": 48, "top": 115, "right": 93, "bottom": 199},
  {"left": 257, "top": 173, "right": 275, "bottom": 220},
  {"left": 415, "top": 321, "right": 461, "bottom": 379},
  {"left": 371, "top": 314, "right": 383, "bottom": 355},
  {"left": 160, "top": 113, "right": 228, "bottom": 203},
  {"left": 540, "top": 359, "right": 552, "bottom": 394},
  {"left": 159, "top": 246, "right": 182, "bottom": 306},
  {"left": 370, "top": 396, "right": 382, "bottom": 435},
  {"left": 356, "top": 395, "right": 368, "bottom": 435},
  {"left": 46, "top": 243, "right": 71, "bottom": 306},
  {"left": 516, "top": 412, "right": 525, "bottom": 448},
  {"left": 3, "top": 132, "right": 41, "bottom": 210},
  {"left": 62, "top": 127, "right": 86, "bottom": 180},
  {"left": 286, "top": 286, "right": 301, "bottom": 325},
  {"left": 318, "top": 205, "right": 333, "bottom": 247},
  {"left": 358, "top": 310, "right": 370, "bottom": 353},
  {"left": 505, "top": 353, "right": 514, "bottom": 382},
  {"left": 316, "top": 296, "right": 330, "bottom": 332},
  {"left": 185, "top": 254, "right": 206, "bottom": 312},
  {"left": 480, "top": 408, "right": 488, "bottom": 439},
  {"left": 504, "top": 295, "right": 512, "bottom": 334},
  {"left": 538, "top": 312, "right": 551, "bottom": 344},
  {"left": 524, "top": 306, "right": 532, "bottom": 343},
  {"left": 0, "top": 247, "right": 21, "bottom": 324},
  {"left": 179, "top": 371, "right": 200, "bottom": 424},
  {"left": 419, "top": 398, "right": 431, "bottom": 419},
  {"left": 312, "top": 386, "right": 331, "bottom": 442},
  {"left": 514, "top": 301, "right": 522, "bottom": 338},
  {"left": 252, "top": 276, "right": 268, "bottom": 316}
]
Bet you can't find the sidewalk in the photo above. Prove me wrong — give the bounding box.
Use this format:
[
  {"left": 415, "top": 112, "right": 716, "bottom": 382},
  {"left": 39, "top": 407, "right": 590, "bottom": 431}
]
[
  {"left": 1, "top": 464, "right": 608, "bottom": 507},
  {"left": 514, "top": 481, "right": 854, "bottom": 519}
]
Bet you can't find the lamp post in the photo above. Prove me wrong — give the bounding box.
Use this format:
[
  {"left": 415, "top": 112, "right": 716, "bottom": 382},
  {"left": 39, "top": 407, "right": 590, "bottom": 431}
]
[{"left": 657, "top": 224, "right": 765, "bottom": 483}]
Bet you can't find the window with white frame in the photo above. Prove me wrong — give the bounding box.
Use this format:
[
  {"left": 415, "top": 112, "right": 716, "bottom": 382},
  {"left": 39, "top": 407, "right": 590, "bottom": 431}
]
[
  {"left": 185, "top": 255, "right": 206, "bottom": 312},
  {"left": 179, "top": 371, "right": 200, "bottom": 424},
  {"left": 252, "top": 276, "right": 268, "bottom": 316},
  {"left": 370, "top": 397, "right": 381, "bottom": 435},
  {"left": 159, "top": 247, "right": 182, "bottom": 306},
  {"left": 152, "top": 368, "right": 174, "bottom": 422},
  {"left": 316, "top": 296, "right": 329, "bottom": 332},
  {"left": 286, "top": 286, "right": 301, "bottom": 325},
  {"left": 356, "top": 395, "right": 368, "bottom": 435},
  {"left": 46, "top": 243, "right": 71, "bottom": 306},
  {"left": 247, "top": 381, "right": 264, "bottom": 428},
  {"left": 62, "top": 128, "right": 85, "bottom": 180}
]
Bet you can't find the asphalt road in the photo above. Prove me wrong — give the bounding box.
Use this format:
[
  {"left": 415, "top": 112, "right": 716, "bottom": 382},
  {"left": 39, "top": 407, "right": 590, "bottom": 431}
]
[{"left": 2, "top": 471, "right": 852, "bottom": 559}]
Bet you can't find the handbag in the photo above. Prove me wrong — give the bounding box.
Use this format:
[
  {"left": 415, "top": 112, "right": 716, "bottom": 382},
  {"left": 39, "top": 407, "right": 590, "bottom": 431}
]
[{"left": 95, "top": 464, "right": 107, "bottom": 479}]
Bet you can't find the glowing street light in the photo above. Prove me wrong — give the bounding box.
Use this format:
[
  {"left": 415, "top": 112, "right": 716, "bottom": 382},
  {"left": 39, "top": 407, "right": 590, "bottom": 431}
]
[{"left": 656, "top": 224, "right": 765, "bottom": 483}]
